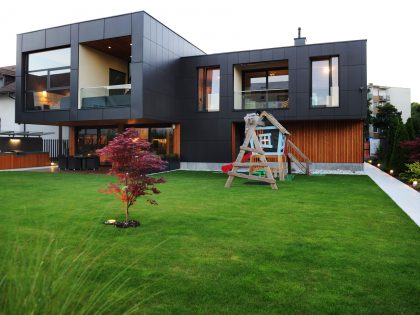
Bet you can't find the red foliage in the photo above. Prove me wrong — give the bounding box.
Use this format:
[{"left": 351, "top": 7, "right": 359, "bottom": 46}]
[
  {"left": 400, "top": 137, "right": 420, "bottom": 162},
  {"left": 96, "top": 128, "right": 167, "bottom": 222}
]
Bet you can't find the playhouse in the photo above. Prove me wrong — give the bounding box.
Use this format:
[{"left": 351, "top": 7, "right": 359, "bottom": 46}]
[{"left": 223, "top": 111, "right": 311, "bottom": 189}]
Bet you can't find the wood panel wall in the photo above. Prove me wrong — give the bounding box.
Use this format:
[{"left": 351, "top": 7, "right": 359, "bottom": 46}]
[
  {"left": 69, "top": 127, "right": 76, "bottom": 156},
  {"left": 173, "top": 124, "right": 181, "bottom": 157},
  {"left": 283, "top": 120, "right": 364, "bottom": 163},
  {"left": 0, "top": 153, "right": 51, "bottom": 170},
  {"left": 232, "top": 120, "right": 364, "bottom": 164}
]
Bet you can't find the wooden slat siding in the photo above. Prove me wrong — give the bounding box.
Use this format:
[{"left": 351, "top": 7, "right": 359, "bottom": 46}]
[
  {"left": 173, "top": 124, "right": 181, "bottom": 157},
  {"left": 0, "top": 153, "right": 50, "bottom": 170},
  {"left": 69, "top": 127, "right": 76, "bottom": 156},
  {"left": 283, "top": 120, "right": 363, "bottom": 163}
]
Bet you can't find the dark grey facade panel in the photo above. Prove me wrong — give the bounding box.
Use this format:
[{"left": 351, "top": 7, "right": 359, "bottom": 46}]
[
  {"left": 42, "top": 110, "right": 71, "bottom": 122},
  {"left": 77, "top": 109, "right": 103, "bottom": 121},
  {"left": 22, "top": 30, "right": 46, "bottom": 52},
  {"left": 70, "top": 24, "right": 79, "bottom": 70},
  {"left": 46, "top": 26, "right": 71, "bottom": 48},
  {"left": 130, "top": 62, "right": 143, "bottom": 119},
  {"left": 131, "top": 12, "right": 144, "bottom": 63},
  {"left": 14, "top": 76, "right": 22, "bottom": 123},
  {"left": 70, "top": 69, "right": 79, "bottom": 120},
  {"left": 104, "top": 14, "right": 131, "bottom": 38},
  {"left": 103, "top": 107, "right": 131, "bottom": 120},
  {"left": 78, "top": 19, "right": 105, "bottom": 42}
]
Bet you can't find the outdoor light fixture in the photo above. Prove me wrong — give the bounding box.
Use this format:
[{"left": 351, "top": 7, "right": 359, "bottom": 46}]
[
  {"left": 377, "top": 163, "right": 381, "bottom": 167},
  {"left": 172, "top": 124, "right": 176, "bottom": 130},
  {"left": 130, "top": 43, "right": 132, "bottom": 46},
  {"left": 389, "top": 170, "right": 394, "bottom": 175},
  {"left": 413, "top": 181, "right": 418, "bottom": 188},
  {"left": 108, "top": 46, "right": 112, "bottom": 49},
  {"left": 9, "top": 138, "right": 21, "bottom": 144},
  {"left": 50, "top": 162, "right": 56, "bottom": 166},
  {"left": 368, "top": 159, "right": 372, "bottom": 163},
  {"left": 42, "top": 90, "right": 47, "bottom": 96}
]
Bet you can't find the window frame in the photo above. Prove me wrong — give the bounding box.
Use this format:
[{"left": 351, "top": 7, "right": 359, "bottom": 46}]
[
  {"left": 24, "top": 47, "right": 71, "bottom": 112},
  {"left": 197, "top": 66, "right": 220, "bottom": 113},
  {"left": 241, "top": 67, "right": 289, "bottom": 91},
  {"left": 310, "top": 55, "right": 340, "bottom": 109}
]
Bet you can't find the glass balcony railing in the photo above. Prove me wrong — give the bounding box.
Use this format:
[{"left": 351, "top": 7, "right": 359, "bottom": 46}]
[
  {"left": 234, "top": 89, "right": 289, "bottom": 110},
  {"left": 79, "top": 84, "right": 131, "bottom": 109}
]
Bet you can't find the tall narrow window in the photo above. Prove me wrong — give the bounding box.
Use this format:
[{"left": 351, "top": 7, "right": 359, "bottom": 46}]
[
  {"left": 25, "top": 48, "right": 71, "bottom": 111},
  {"left": 198, "top": 67, "right": 220, "bottom": 112},
  {"left": 311, "top": 56, "right": 339, "bottom": 107}
]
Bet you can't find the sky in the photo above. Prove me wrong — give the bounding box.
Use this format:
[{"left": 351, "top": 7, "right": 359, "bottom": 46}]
[{"left": 1, "top": 0, "right": 419, "bottom": 101}]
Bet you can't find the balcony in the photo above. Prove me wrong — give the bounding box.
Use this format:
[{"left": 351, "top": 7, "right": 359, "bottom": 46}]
[
  {"left": 234, "top": 89, "right": 288, "bottom": 110},
  {"left": 79, "top": 84, "right": 131, "bottom": 109}
]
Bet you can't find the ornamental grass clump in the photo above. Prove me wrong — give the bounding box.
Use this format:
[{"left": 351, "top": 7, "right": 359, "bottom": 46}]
[{"left": 96, "top": 128, "right": 167, "bottom": 227}]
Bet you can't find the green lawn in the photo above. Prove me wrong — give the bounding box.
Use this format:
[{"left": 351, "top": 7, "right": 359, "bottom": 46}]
[{"left": 0, "top": 171, "right": 419, "bottom": 314}]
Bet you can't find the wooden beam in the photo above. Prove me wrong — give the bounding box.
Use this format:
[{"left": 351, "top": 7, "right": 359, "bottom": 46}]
[
  {"left": 227, "top": 171, "right": 276, "bottom": 184},
  {"left": 239, "top": 146, "right": 264, "bottom": 155},
  {"left": 287, "top": 152, "right": 308, "bottom": 174},
  {"left": 233, "top": 162, "right": 269, "bottom": 167},
  {"left": 287, "top": 139, "right": 312, "bottom": 163}
]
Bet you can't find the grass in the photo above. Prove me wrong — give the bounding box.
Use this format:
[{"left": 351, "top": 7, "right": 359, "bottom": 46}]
[{"left": 0, "top": 170, "right": 419, "bottom": 314}]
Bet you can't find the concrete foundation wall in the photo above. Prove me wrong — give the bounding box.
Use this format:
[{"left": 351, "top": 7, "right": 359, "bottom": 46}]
[{"left": 181, "top": 162, "right": 364, "bottom": 173}]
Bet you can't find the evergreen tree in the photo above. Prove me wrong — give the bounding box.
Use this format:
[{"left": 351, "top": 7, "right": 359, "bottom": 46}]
[
  {"left": 405, "top": 118, "right": 416, "bottom": 140},
  {"left": 389, "top": 123, "right": 409, "bottom": 174},
  {"left": 373, "top": 103, "right": 402, "bottom": 136},
  {"left": 385, "top": 117, "right": 400, "bottom": 167}
]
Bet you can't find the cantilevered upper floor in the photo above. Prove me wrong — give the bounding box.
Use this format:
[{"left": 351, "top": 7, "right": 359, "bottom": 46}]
[{"left": 15, "top": 11, "right": 367, "bottom": 125}]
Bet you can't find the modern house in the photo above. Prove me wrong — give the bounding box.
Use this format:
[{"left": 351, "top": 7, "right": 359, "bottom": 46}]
[{"left": 15, "top": 11, "right": 367, "bottom": 171}]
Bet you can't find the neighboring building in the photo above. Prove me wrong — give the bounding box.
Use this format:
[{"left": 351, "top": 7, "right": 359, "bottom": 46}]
[
  {"left": 15, "top": 11, "right": 367, "bottom": 171},
  {"left": 368, "top": 83, "right": 411, "bottom": 138},
  {"left": 0, "top": 65, "right": 70, "bottom": 139},
  {"left": 0, "top": 65, "right": 69, "bottom": 155}
]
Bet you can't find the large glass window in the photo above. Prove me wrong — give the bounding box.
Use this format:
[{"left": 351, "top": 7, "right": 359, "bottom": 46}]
[
  {"left": 25, "top": 48, "right": 71, "bottom": 111},
  {"left": 198, "top": 67, "right": 220, "bottom": 112},
  {"left": 311, "top": 56, "right": 339, "bottom": 107},
  {"left": 76, "top": 127, "right": 117, "bottom": 156},
  {"left": 241, "top": 68, "right": 289, "bottom": 109}
]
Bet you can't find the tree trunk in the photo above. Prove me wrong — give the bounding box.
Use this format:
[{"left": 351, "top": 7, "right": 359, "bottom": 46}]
[{"left": 125, "top": 203, "right": 129, "bottom": 223}]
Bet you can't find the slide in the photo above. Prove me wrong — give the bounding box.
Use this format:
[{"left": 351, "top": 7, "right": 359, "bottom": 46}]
[{"left": 222, "top": 152, "right": 252, "bottom": 173}]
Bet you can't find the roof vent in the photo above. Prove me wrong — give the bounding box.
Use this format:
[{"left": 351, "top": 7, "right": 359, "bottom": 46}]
[{"left": 294, "top": 27, "right": 306, "bottom": 46}]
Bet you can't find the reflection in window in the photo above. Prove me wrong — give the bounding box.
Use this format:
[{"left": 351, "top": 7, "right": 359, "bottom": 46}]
[
  {"left": 198, "top": 67, "right": 220, "bottom": 112},
  {"left": 240, "top": 68, "right": 289, "bottom": 109},
  {"left": 25, "top": 48, "right": 71, "bottom": 111},
  {"left": 311, "top": 57, "right": 339, "bottom": 107},
  {"left": 76, "top": 128, "right": 117, "bottom": 156}
]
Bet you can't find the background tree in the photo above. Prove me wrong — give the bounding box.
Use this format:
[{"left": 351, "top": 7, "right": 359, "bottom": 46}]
[
  {"left": 411, "top": 102, "right": 420, "bottom": 136},
  {"left": 400, "top": 138, "right": 420, "bottom": 162},
  {"left": 405, "top": 118, "right": 416, "bottom": 140},
  {"left": 96, "top": 129, "right": 167, "bottom": 226},
  {"left": 364, "top": 97, "right": 373, "bottom": 140},
  {"left": 373, "top": 103, "right": 402, "bottom": 135},
  {"left": 388, "top": 123, "right": 409, "bottom": 174},
  {"left": 373, "top": 103, "right": 402, "bottom": 167}
]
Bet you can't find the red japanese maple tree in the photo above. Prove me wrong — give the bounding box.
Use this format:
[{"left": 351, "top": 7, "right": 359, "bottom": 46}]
[{"left": 96, "top": 128, "right": 167, "bottom": 224}]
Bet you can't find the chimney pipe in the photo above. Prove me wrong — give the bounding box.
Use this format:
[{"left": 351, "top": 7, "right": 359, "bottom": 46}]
[{"left": 294, "top": 27, "right": 306, "bottom": 46}]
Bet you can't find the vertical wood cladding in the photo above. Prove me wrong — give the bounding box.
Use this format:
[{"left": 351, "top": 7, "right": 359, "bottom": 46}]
[{"left": 283, "top": 120, "right": 364, "bottom": 163}]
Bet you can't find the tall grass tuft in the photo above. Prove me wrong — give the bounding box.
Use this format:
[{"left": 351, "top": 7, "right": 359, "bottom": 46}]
[{"left": 0, "top": 225, "right": 163, "bottom": 315}]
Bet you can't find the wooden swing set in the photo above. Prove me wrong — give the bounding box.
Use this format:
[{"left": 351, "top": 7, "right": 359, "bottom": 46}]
[{"left": 225, "top": 111, "right": 311, "bottom": 190}]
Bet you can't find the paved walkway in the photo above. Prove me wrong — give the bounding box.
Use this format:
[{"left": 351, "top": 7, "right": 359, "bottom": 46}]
[{"left": 364, "top": 163, "right": 420, "bottom": 227}]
